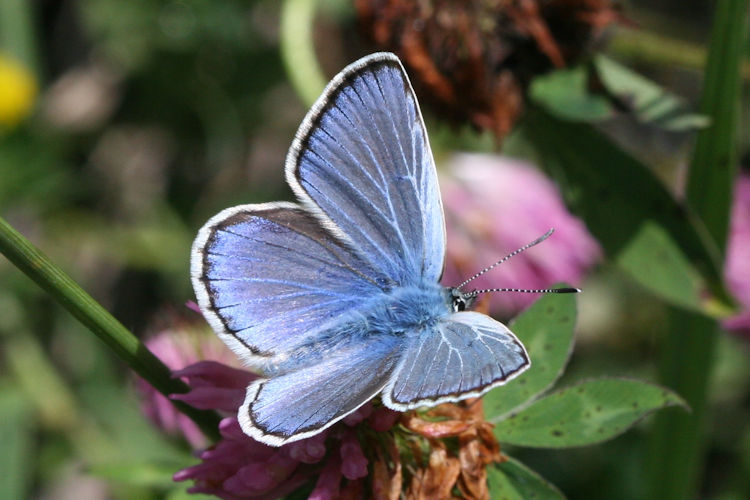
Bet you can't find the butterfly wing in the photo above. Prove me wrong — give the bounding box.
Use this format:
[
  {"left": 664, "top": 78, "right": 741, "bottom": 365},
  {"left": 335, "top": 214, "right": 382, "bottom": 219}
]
[
  {"left": 191, "top": 202, "right": 388, "bottom": 371},
  {"left": 239, "top": 334, "right": 402, "bottom": 446},
  {"left": 287, "top": 52, "right": 446, "bottom": 287},
  {"left": 194, "top": 53, "right": 454, "bottom": 445},
  {"left": 382, "top": 312, "right": 530, "bottom": 410}
]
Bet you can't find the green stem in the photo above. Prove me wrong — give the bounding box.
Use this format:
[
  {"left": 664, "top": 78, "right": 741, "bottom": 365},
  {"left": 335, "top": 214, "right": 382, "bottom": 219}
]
[
  {"left": 280, "top": 0, "right": 327, "bottom": 107},
  {"left": 647, "top": 0, "right": 748, "bottom": 498},
  {"left": 0, "top": 215, "right": 221, "bottom": 441},
  {"left": 686, "top": 0, "right": 748, "bottom": 252},
  {"left": 647, "top": 309, "right": 718, "bottom": 499},
  {"left": 609, "top": 28, "right": 750, "bottom": 82}
]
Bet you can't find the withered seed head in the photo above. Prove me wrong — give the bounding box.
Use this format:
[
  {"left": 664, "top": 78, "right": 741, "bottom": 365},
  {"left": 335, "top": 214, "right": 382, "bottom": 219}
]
[
  {"left": 372, "top": 399, "right": 505, "bottom": 500},
  {"left": 356, "top": 0, "right": 619, "bottom": 140}
]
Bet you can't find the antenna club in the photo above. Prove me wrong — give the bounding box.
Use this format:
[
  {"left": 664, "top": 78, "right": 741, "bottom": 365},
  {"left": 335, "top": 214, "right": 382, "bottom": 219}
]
[{"left": 467, "top": 286, "right": 581, "bottom": 298}]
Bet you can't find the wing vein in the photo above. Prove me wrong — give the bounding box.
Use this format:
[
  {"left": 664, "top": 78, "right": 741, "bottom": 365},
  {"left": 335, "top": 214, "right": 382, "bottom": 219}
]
[{"left": 347, "top": 79, "right": 412, "bottom": 263}]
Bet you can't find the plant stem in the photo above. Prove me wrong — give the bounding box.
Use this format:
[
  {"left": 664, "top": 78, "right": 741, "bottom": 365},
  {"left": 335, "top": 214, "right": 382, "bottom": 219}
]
[
  {"left": 686, "top": 0, "right": 747, "bottom": 253},
  {"left": 0, "top": 215, "right": 221, "bottom": 441},
  {"left": 609, "top": 28, "right": 750, "bottom": 81},
  {"left": 647, "top": 0, "right": 748, "bottom": 498},
  {"left": 280, "top": 0, "right": 327, "bottom": 107},
  {"left": 647, "top": 309, "right": 718, "bottom": 499}
]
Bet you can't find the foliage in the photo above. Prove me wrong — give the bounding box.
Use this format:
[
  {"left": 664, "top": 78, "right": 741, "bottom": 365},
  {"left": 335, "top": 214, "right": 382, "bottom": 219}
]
[{"left": 0, "top": 0, "right": 749, "bottom": 499}]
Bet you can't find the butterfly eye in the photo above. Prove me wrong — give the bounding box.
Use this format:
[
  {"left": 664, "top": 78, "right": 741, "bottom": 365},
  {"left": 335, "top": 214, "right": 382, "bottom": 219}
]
[{"left": 453, "top": 297, "right": 466, "bottom": 312}]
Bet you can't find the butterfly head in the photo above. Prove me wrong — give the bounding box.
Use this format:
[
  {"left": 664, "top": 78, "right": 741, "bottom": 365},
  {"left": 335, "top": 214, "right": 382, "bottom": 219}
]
[{"left": 448, "top": 287, "right": 476, "bottom": 312}]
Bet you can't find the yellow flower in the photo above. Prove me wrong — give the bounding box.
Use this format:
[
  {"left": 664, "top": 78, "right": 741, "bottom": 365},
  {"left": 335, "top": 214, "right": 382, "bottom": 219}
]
[{"left": 0, "top": 53, "right": 37, "bottom": 128}]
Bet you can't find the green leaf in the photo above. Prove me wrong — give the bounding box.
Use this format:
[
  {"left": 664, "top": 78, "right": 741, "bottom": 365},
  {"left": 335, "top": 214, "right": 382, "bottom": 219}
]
[
  {"left": 0, "top": 385, "right": 34, "bottom": 500},
  {"left": 530, "top": 66, "right": 613, "bottom": 122},
  {"left": 529, "top": 56, "right": 707, "bottom": 131},
  {"left": 616, "top": 221, "right": 704, "bottom": 311},
  {"left": 487, "top": 457, "right": 565, "bottom": 499},
  {"left": 484, "top": 291, "right": 577, "bottom": 421},
  {"left": 593, "top": 55, "right": 709, "bottom": 131},
  {"left": 523, "top": 108, "right": 727, "bottom": 309},
  {"left": 493, "top": 378, "right": 687, "bottom": 448}
]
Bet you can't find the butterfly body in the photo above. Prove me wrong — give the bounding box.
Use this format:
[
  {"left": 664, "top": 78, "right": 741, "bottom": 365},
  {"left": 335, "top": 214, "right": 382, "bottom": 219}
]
[
  {"left": 260, "top": 282, "right": 449, "bottom": 377},
  {"left": 356, "top": 282, "right": 451, "bottom": 335},
  {"left": 192, "top": 53, "right": 531, "bottom": 446}
]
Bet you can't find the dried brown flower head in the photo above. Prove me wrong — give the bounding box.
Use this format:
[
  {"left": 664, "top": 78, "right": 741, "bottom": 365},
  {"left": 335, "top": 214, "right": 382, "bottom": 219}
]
[
  {"left": 370, "top": 399, "right": 503, "bottom": 500},
  {"left": 356, "top": 0, "right": 619, "bottom": 139}
]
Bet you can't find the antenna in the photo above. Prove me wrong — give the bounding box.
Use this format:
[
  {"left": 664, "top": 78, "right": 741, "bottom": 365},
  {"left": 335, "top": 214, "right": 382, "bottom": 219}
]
[
  {"left": 457, "top": 228, "right": 555, "bottom": 289},
  {"left": 466, "top": 286, "right": 580, "bottom": 299}
]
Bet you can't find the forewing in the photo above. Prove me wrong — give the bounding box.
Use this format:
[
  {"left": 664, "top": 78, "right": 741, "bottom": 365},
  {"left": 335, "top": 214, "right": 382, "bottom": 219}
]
[
  {"left": 239, "top": 334, "right": 403, "bottom": 446},
  {"left": 383, "top": 312, "right": 530, "bottom": 410},
  {"left": 287, "top": 52, "right": 445, "bottom": 286},
  {"left": 191, "top": 202, "right": 387, "bottom": 370}
]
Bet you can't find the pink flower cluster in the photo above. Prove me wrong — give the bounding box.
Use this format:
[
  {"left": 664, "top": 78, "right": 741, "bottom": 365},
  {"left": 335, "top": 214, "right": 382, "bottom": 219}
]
[
  {"left": 138, "top": 328, "right": 400, "bottom": 499},
  {"left": 439, "top": 153, "right": 600, "bottom": 316},
  {"left": 136, "top": 324, "right": 238, "bottom": 448},
  {"left": 171, "top": 361, "right": 400, "bottom": 499},
  {"left": 724, "top": 172, "right": 750, "bottom": 336}
]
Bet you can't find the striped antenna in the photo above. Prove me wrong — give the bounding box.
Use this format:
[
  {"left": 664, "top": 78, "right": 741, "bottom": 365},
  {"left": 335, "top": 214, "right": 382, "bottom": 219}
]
[
  {"left": 456, "top": 228, "right": 555, "bottom": 289},
  {"left": 466, "top": 286, "right": 581, "bottom": 299}
]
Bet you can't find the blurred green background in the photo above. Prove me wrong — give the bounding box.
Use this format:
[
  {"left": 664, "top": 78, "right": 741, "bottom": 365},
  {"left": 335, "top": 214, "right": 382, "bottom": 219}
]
[{"left": 0, "top": 0, "right": 749, "bottom": 499}]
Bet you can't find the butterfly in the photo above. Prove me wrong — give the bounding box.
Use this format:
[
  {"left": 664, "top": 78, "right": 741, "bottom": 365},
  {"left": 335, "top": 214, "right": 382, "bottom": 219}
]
[{"left": 191, "top": 52, "right": 572, "bottom": 447}]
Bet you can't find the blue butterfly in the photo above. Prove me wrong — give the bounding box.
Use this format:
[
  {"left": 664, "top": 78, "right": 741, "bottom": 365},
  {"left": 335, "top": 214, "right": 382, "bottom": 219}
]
[{"left": 192, "top": 53, "right": 546, "bottom": 446}]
